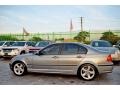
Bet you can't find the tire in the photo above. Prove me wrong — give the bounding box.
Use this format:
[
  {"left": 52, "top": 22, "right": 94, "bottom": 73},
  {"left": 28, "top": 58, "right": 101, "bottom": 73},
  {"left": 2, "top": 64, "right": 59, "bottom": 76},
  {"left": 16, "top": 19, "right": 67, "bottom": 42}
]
[
  {"left": 77, "top": 64, "right": 97, "bottom": 81},
  {"left": 13, "top": 62, "right": 27, "bottom": 76}
]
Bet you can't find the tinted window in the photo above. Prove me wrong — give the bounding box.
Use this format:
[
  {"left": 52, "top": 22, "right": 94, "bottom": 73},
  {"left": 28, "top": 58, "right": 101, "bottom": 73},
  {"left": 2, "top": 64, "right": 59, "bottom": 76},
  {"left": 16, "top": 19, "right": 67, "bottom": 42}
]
[
  {"left": 36, "top": 41, "right": 49, "bottom": 47},
  {"left": 4, "top": 42, "right": 10, "bottom": 46},
  {"left": 92, "top": 41, "right": 112, "bottom": 47},
  {"left": 62, "top": 44, "right": 78, "bottom": 55},
  {"left": 41, "top": 44, "right": 60, "bottom": 55},
  {"left": 4, "top": 42, "right": 14, "bottom": 46},
  {"left": 0, "top": 41, "right": 5, "bottom": 46},
  {"left": 78, "top": 46, "right": 87, "bottom": 54},
  {"left": 12, "top": 42, "right": 26, "bottom": 46},
  {"left": 26, "top": 42, "right": 36, "bottom": 46}
]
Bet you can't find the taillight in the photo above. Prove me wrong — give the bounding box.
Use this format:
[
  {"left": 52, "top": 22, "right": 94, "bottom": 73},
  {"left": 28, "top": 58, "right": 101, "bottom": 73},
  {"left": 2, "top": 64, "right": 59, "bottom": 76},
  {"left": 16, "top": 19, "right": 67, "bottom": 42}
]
[{"left": 107, "top": 55, "right": 112, "bottom": 62}]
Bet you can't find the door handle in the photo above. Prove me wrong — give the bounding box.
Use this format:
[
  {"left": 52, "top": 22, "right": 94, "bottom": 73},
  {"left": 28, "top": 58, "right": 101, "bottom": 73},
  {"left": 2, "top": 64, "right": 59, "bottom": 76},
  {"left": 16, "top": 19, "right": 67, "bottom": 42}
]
[{"left": 52, "top": 56, "right": 59, "bottom": 58}]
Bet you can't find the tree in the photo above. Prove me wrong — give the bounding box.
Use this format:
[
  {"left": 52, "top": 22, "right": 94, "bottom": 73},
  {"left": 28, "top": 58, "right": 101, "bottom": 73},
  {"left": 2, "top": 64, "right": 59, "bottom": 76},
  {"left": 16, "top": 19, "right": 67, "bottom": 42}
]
[
  {"left": 29, "top": 36, "right": 42, "bottom": 41},
  {"left": 100, "top": 31, "right": 120, "bottom": 45},
  {"left": 74, "top": 31, "right": 90, "bottom": 42}
]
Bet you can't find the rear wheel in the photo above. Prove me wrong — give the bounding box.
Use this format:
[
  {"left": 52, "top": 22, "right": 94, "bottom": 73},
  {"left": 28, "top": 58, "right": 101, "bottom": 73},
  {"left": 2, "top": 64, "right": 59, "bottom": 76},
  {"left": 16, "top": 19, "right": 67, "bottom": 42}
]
[
  {"left": 77, "top": 64, "right": 97, "bottom": 81},
  {"left": 13, "top": 62, "right": 27, "bottom": 76}
]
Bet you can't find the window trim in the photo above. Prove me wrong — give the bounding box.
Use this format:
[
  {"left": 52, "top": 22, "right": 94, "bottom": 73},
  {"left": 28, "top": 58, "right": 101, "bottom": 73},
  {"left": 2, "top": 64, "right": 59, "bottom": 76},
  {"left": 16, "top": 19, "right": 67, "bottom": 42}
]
[
  {"left": 40, "top": 44, "right": 62, "bottom": 55},
  {"left": 60, "top": 43, "right": 79, "bottom": 55}
]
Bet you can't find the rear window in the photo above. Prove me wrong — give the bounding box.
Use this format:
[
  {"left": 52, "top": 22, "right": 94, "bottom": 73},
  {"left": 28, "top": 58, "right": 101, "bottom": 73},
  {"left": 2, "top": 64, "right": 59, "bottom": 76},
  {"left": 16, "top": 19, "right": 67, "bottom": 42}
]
[
  {"left": 78, "top": 46, "right": 87, "bottom": 54},
  {"left": 92, "top": 41, "right": 112, "bottom": 47}
]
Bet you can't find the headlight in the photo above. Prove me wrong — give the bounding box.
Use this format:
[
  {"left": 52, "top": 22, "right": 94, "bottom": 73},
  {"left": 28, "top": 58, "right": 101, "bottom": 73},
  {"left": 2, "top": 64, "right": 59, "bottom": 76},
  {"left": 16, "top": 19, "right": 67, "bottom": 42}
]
[{"left": 13, "top": 49, "right": 19, "bottom": 52}]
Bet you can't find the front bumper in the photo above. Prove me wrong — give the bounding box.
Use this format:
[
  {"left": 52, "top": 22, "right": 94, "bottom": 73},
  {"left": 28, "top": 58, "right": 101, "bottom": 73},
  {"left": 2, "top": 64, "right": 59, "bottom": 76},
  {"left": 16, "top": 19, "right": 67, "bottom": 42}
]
[{"left": 0, "top": 51, "right": 19, "bottom": 57}]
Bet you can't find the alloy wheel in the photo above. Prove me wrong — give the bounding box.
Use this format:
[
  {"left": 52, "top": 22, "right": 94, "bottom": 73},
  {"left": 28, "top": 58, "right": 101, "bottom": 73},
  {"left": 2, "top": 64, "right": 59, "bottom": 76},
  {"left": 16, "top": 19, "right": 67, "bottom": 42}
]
[
  {"left": 80, "top": 64, "right": 96, "bottom": 80},
  {"left": 13, "top": 62, "right": 25, "bottom": 76}
]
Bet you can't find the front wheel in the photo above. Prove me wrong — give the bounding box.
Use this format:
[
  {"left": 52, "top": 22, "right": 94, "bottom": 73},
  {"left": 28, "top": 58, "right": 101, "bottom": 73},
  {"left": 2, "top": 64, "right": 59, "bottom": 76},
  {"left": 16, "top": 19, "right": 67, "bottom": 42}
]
[
  {"left": 13, "top": 62, "right": 27, "bottom": 76},
  {"left": 77, "top": 64, "right": 97, "bottom": 81}
]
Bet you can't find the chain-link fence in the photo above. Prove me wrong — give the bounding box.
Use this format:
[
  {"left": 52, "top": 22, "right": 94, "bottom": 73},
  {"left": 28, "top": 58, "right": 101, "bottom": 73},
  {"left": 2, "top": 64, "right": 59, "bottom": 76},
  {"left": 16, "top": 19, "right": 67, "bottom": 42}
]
[{"left": 0, "top": 30, "right": 120, "bottom": 41}]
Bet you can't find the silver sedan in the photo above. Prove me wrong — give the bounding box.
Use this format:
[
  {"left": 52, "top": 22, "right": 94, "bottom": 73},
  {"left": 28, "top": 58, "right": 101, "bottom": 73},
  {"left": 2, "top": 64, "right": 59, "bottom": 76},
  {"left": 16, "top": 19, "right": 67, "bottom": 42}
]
[{"left": 9, "top": 43, "right": 113, "bottom": 81}]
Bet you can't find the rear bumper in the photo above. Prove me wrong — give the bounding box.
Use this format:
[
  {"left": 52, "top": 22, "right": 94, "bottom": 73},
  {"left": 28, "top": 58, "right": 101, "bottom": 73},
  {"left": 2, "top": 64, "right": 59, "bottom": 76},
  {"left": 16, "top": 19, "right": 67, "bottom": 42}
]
[{"left": 98, "top": 64, "right": 113, "bottom": 74}]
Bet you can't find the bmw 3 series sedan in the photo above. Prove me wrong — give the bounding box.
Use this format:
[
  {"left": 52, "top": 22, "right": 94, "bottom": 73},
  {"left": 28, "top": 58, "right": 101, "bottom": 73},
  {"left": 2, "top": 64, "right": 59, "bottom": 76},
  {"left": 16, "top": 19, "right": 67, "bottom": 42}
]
[{"left": 9, "top": 43, "right": 113, "bottom": 81}]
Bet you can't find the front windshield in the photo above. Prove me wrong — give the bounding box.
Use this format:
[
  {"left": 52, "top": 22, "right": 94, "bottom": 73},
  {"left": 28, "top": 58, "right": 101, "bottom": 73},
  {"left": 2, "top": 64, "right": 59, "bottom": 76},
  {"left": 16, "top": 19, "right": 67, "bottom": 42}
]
[
  {"left": 36, "top": 41, "right": 49, "bottom": 47},
  {"left": 0, "top": 41, "right": 5, "bottom": 46},
  {"left": 92, "top": 41, "right": 112, "bottom": 47},
  {"left": 12, "top": 42, "right": 26, "bottom": 46}
]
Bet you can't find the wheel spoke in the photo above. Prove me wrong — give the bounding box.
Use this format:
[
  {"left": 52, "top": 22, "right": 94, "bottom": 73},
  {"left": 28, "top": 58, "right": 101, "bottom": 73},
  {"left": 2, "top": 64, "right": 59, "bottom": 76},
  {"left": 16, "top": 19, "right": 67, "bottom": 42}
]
[
  {"left": 87, "top": 66, "right": 91, "bottom": 71},
  {"left": 82, "top": 67, "right": 87, "bottom": 72},
  {"left": 15, "top": 64, "right": 19, "bottom": 68},
  {"left": 87, "top": 73, "right": 91, "bottom": 79},
  {"left": 89, "top": 70, "right": 94, "bottom": 75},
  {"left": 82, "top": 72, "right": 87, "bottom": 77},
  {"left": 20, "top": 68, "right": 24, "bottom": 72}
]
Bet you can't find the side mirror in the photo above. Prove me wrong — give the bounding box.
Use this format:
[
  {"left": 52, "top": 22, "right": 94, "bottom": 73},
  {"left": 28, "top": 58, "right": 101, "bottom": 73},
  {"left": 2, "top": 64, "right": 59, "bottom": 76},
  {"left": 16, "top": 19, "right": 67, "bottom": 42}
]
[
  {"left": 39, "top": 51, "right": 44, "bottom": 55},
  {"left": 35, "top": 51, "right": 44, "bottom": 55}
]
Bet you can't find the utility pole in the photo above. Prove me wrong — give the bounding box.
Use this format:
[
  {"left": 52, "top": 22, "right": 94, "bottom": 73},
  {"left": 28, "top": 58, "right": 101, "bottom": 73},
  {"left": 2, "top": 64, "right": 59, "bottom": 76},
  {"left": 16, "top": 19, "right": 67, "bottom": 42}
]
[{"left": 80, "top": 17, "right": 83, "bottom": 32}]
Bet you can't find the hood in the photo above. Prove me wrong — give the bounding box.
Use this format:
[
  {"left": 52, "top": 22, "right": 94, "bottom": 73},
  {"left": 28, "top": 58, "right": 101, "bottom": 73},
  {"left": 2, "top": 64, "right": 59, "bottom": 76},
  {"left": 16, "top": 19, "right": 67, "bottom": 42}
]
[
  {"left": 2, "top": 46, "right": 24, "bottom": 49},
  {"left": 29, "top": 47, "right": 43, "bottom": 50},
  {"left": 94, "top": 47, "right": 118, "bottom": 54},
  {"left": 11, "top": 53, "right": 34, "bottom": 61}
]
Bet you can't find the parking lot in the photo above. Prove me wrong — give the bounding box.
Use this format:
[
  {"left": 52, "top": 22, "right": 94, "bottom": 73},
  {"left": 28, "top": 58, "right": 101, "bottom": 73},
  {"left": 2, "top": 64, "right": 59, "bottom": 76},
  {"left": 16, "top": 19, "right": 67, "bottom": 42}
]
[{"left": 0, "top": 58, "right": 120, "bottom": 85}]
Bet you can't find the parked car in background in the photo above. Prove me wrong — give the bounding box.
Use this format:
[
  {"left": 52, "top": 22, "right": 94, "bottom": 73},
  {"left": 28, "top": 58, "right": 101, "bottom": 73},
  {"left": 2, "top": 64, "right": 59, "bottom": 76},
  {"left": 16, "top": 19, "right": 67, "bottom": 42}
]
[
  {"left": 0, "top": 41, "right": 36, "bottom": 58},
  {"left": 9, "top": 42, "right": 113, "bottom": 81},
  {"left": 0, "top": 41, "right": 15, "bottom": 47},
  {"left": 29, "top": 40, "right": 54, "bottom": 54},
  {"left": 0, "top": 41, "right": 15, "bottom": 57},
  {"left": 114, "top": 40, "right": 120, "bottom": 50},
  {"left": 90, "top": 40, "right": 120, "bottom": 62}
]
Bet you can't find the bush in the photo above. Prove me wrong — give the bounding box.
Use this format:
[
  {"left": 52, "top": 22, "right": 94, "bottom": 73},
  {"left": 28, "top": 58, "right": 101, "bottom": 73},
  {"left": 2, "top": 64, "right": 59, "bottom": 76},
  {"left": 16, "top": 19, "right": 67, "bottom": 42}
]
[
  {"left": 74, "top": 31, "right": 90, "bottom": 43},
  {"left": 29, "top": 37, "right": 42, "bottom": 41},
  {"left": 100, "top": 31, "right": 120, "bottom": 45}
]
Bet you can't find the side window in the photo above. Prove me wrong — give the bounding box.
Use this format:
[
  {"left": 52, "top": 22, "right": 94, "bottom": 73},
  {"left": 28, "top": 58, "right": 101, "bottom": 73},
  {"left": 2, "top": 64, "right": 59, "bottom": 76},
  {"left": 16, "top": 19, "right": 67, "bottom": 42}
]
[
  {"left": 41, "top": 44, "right": 60, "bottom": 55},
  {"left": 78, "top": 46, "right": 87, "bottom": 54},
  {"left": 92, "top": 42, "right": 98, "bottom": 47},
  {"left": 10, "top": 42, "right": 15, "bottom": 46},
  {"left": 27, "top": 42, "right": 34, "bottom": 46},
  {"left": 4, "top": 42, "right": 10, "bottom": 46},
  {"left": 62, "top": 44, "right": 78, "bottom": 55}
]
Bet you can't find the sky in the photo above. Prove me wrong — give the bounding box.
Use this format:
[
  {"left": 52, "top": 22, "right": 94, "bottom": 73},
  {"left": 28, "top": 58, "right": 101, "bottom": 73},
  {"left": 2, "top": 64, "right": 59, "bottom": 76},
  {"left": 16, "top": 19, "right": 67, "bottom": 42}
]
[{"left": 0, "top": 5, "right": 120, "bottom": 34}]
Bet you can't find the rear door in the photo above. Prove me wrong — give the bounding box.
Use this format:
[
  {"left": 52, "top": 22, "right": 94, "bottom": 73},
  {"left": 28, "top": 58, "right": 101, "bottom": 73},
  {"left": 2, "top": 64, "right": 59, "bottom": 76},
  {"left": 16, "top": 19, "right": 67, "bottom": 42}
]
[{"left": 57, "top": 43, "right": 87, "bottom": 73}]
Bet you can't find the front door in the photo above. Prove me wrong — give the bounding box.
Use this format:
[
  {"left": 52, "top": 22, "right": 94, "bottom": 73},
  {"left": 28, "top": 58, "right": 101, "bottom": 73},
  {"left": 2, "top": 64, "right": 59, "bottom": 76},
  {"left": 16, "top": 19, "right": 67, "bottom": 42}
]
[{"left": 31, "top": 44, "right": 61, "bottom": 73}]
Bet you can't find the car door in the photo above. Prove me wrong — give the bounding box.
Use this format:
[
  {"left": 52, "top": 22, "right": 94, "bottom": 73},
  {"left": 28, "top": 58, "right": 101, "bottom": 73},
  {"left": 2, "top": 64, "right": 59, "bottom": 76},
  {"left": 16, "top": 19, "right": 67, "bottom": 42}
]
[
  {"left": 31, "top": 44, "right": 61, "bottom": 72},
  {"left": 57, "top": 43, "right": 87, "bottom": 73}
]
